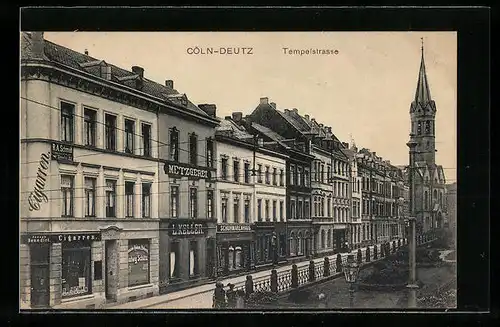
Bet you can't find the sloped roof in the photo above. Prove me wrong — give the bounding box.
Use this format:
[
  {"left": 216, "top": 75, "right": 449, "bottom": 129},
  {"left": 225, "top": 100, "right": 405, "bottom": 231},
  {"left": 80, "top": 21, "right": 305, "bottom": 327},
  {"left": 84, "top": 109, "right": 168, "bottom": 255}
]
[
  {"left": 278, "top": 109, "right": 311, "bottom": 134},
  {"left": 216, "top": 119, "right": 254, "bottom": 140},
  {"left": 21, "top": 32, "right": 209, "bottom": 117}
]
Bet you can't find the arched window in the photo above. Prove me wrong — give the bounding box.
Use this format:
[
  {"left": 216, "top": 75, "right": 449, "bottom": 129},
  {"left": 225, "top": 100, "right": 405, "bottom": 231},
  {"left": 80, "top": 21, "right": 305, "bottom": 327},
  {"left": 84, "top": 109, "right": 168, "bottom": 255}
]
[
  {"left": 424, "top": 191, "right": 429, "bottom": 210},
  {"left": 327, "top": 229, "right": 332, "bottom": 248},
  {"left": 289, "top": 232, "right": 295, "bottom": 256},
  {"left": 433, "top": 190, "right": 438, "bottom": 199},
  {"left": 321, "top": 230, "right": 326, "bottom": 249},
  {"left": 297, "top": 232, "right": 303, "bottom": 255},
  {"left": 439, "top": 192, "right": 443, "bottom": 206}
]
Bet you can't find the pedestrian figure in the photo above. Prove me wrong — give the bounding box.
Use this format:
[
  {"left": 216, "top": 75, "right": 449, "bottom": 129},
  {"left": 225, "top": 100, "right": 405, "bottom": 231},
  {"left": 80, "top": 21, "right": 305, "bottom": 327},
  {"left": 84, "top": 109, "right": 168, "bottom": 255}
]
[
  {"left": 344, "top": 241, "right": 350, "bottom": 253},
  {"left": 236, "top": 289, "right": 246, "bottom": 309},
  {"left": 213, "top": 281, "right": 227, "bottom": 308},
  {"left": 226, "top": 283, "right": 237, "bottom": 308}
]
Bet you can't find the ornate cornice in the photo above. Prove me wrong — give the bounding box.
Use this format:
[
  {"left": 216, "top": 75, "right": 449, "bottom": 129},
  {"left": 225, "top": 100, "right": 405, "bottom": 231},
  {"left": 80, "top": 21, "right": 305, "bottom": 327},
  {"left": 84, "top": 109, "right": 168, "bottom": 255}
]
[{"left": 21, "top": 60, "right": 219, "bottom": 128}]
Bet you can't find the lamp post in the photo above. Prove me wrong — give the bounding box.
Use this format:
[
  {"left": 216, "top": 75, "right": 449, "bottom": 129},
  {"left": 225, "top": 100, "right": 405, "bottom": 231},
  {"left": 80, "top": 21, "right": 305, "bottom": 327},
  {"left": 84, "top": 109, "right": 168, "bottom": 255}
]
[
  {"left": 271, "top": 231, "right": 278, "bottom": 266},
  {"left": 406, "top": 135, "right": 418, "bottom": 308},
  {"left": 342, "top": 254, "right": 360, "bottom": 308}
]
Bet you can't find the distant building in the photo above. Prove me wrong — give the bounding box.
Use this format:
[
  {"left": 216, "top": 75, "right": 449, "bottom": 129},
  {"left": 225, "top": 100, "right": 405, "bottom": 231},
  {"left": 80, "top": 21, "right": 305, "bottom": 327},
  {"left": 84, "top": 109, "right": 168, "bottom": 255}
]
[
  {"left": 342, "top": 143, "right": 363, "bottom": 248},
  {"left": 407, "top": 43, "right": 447, "bottom": 234},
  {"left": 356, "top": 149, "right": 406, "bottom": 245},
  {"left": 445, "top": 182, "right": 457, "bottom": 230}
]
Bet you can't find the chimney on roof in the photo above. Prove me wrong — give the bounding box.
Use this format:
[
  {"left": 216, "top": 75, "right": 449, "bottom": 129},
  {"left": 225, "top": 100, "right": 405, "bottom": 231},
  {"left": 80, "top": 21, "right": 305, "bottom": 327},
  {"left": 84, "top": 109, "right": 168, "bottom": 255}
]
[
  {"left": 372, "top": 152, "right": 377, "bottom": 156},
  {"left": 131, "top": 66, "right": 144, "bottom": 90},
  {"left": 304, "top": 114, "right": 310, "bottom": 121},
  {"left": 260, "top": 97, "right": 269, "bottom": 105},
  {"left": 327, "top": 127, "right": 332, "bottom": 133},
  {"left": 270, "top": 102, "right": 276, "bottom": 109},
  {"left": 198, "top": 104, "right": 217, "bottom": 118},
  {"left": 132, "top": 66, "right": 144, "bottom": 79},
  {"left": 165, "top": 80, "right": 174, "bottom": 89},
  {"left": 31, "top": 32, "right": 45, "bottom": 59},
  {"left": 84, "top": 49, "right": 89, "bottom": 55},
  {"left": 232, "top": 112, "right": 243, "bottom": 122}
]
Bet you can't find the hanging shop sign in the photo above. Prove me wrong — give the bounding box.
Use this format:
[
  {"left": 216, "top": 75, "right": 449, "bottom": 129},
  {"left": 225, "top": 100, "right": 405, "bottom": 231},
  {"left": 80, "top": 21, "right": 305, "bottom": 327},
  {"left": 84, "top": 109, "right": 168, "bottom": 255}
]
[
  {"left": 21, "top": 232, "right": 101, "bottom": 244},
  {"left": 164, "top": 161, "right": 212, "bottom": 179},
  {"left": 217, "top": 224, "right": 253, "bottom": 233},
  {"left": 27, "top": 152, "right": 51, "bottom": 212},
  {"left": 168, "top": 221, "right": 207, "bottom": 237},
  {"left": 51, "top": 142, "right": 74, "bottom": 161}
]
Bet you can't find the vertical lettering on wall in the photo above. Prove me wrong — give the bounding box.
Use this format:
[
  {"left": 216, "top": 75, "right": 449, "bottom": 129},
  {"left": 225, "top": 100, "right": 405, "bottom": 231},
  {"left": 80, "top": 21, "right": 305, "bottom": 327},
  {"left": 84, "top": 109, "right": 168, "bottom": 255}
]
[{"left": 28, "top": 151, "right": 51, "bottom": 211}]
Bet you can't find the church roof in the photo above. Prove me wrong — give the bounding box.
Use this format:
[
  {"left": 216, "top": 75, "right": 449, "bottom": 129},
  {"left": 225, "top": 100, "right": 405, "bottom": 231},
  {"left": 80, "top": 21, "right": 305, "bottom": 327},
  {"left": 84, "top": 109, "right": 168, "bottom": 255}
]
[
  {"left": 410, "top": 40, "right": 437, "bottom": 113},
  {"left": 415, "top": 45, "right": 432, "bottom": 104}
]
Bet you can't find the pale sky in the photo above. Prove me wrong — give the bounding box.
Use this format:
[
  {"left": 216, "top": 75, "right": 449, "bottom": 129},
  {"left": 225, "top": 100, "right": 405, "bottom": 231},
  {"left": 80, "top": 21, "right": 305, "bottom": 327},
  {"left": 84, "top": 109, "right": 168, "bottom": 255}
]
[{"left": 43, "top": 32, "right": 457, "bottom": 182}]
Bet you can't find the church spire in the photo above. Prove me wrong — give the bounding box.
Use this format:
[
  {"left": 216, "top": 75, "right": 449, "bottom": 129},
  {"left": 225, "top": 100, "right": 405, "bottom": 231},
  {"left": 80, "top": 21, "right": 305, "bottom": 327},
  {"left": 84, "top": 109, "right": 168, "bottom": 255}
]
[{"left": 414, "top": 37, "right": 432, "bottom": 104}]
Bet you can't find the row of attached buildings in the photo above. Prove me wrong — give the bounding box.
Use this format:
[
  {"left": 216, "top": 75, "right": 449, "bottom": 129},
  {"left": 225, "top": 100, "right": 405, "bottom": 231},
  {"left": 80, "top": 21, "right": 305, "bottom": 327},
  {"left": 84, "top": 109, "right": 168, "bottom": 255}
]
[{"left": 20, "top": 32, "right": 419, "bottom": 309}]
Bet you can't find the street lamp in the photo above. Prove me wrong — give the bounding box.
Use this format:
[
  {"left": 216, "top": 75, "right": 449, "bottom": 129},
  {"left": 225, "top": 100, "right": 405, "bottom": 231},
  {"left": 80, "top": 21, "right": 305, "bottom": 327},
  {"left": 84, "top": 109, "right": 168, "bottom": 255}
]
[
  {"left": 406, "top": 135, "right": 419, "bottom": 308},
  {"left": 342, "top": 254, "right": 360, "bottom": 308},
  {"left": 271, "top": 231, "right": 278, "bottom": 266}
]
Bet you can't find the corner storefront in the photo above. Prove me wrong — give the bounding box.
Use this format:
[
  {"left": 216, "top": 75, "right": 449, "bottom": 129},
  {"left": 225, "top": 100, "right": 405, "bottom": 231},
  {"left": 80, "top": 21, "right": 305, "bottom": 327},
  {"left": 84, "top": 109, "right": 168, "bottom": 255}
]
[{"left": 20, "top": 226, "right": 159, "bottom": 309}]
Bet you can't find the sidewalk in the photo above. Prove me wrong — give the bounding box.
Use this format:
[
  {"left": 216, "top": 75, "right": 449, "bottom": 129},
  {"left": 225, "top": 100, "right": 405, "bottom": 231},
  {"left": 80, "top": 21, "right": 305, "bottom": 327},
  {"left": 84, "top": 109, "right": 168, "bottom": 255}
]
[{"left": 109, "top": 240, "right": 404, "bottom": 309}]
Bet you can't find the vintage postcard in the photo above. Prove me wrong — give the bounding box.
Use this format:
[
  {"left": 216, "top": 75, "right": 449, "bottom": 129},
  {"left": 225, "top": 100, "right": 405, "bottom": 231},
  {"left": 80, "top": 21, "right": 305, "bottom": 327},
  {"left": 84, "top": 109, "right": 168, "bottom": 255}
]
[{"left": 20, "top": 30, "right": 457, "bottom": 311}]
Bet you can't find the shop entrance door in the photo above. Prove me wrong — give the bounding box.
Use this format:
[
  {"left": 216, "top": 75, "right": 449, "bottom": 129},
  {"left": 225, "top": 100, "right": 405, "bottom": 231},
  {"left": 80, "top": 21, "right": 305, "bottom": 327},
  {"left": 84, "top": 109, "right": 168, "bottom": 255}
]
[
  {"left": 31, "top": 265, "right": 50, "bottom": 307},
  {"left": 105, "top": 240, "right": 117, "bottom": 301},
  {"left": 30, "top": 244, "right": 50, "bottom": 308}
]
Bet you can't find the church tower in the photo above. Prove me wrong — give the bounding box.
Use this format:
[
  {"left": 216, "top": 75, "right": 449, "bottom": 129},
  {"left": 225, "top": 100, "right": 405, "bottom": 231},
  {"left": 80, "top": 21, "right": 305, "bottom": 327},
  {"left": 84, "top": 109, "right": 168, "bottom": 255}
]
[{"left": 409, "top": 39, "right": 437, "bottom": 165}]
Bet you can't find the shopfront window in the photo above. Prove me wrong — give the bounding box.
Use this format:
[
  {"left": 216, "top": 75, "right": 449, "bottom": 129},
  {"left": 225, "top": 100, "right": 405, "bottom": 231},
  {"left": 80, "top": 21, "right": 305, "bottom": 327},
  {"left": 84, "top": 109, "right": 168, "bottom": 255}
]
[
  {"left": 189, "top": 241, "right": 198, "bottom": 278},
  {"left": 61, "top": 243, "right": 91, "bottom": 298},
  {"left": 128, "top": 239, "right": 150, "bottom": 287},
  {"left": 170, "top": 242, "right": 180, "bottom": 280}
]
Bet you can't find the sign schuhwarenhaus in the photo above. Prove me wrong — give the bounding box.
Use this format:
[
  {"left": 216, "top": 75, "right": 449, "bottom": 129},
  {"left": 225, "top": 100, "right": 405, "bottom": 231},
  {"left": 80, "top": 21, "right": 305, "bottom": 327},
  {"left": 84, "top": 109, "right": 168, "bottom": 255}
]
[
  {"left": 164, "top": 161, "right": 212, "bottom": 179},
  {"left": 168, "top": 222, "right": 207, "bottom": 237},
  {"left": 217, "top": 224, "right": 253, "bottom": 233}
]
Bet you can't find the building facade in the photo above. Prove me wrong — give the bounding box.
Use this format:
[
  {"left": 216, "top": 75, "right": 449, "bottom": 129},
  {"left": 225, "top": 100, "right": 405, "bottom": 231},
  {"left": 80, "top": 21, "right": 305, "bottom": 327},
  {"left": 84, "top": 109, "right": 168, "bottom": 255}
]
[
  {"left": 245, "top": 99, "right": 315, "bottom": 261},
  {"left": 157, "top": 100, "right": 219, "bottom": 293},
  {"left": 21, "top": 32, "right": 160, "bottom": 309},
  {"left": 342, "top": 143, "right": 363, "bottom": 249},
  {"left": 407, "top": 44, "right": 447, "bottom": 234},
  {"left": 356, "top": 149, "right": 407, "bottom": 245}
]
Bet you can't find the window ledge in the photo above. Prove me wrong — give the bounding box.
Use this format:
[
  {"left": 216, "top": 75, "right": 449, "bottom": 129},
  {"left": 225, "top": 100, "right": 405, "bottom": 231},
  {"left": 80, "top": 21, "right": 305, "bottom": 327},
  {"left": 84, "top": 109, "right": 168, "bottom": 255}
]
[
  {"left": 128, "top": 283, "right": 154, "bottom": 291},
  {"left": 61, "top": 293, "right": 95, "bottom": 303}
]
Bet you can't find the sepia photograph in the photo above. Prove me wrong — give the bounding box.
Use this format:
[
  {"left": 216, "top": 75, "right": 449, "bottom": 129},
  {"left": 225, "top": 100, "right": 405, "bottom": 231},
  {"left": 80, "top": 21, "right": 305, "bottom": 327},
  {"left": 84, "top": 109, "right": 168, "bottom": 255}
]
[{"left": 20, "top": 30, "right": 458, "bottom": 311}]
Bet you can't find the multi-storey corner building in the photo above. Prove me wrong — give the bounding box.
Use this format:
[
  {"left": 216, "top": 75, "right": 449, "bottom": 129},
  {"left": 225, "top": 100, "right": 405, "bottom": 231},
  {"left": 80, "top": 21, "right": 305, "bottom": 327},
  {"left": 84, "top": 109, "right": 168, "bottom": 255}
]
[
  {"left": 21, "top": 32, "right": 162, "bottom": 309},
  {"left": 157, "top": 100, "right": 219, "bottom": 293},
  {"left": 245, "top": 98, "right": 315, "bottom": 261},
  {"left": 407, "top": 44, "right": 447, "bottom": 234},
  {"left": 214, "top": 114, "right": 288, "bottom": 276}
]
